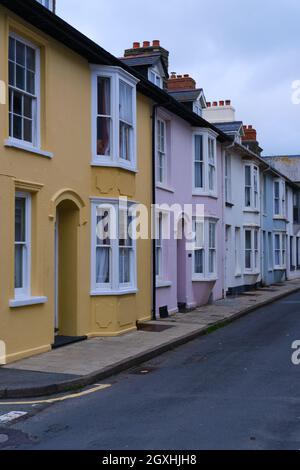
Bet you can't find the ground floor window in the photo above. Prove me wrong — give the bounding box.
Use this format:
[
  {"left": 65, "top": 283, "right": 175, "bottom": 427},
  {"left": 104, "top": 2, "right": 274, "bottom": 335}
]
[
  {"left": 244, "top": 228, "right": 260, "bottom": 273},
  {"left": 193, "top": 218, "right": 217, "bottom": 280},
  {"left": 14, "top": 192, "right": 31, "bottom": 298},
  {"left": 268, "top": 232, "right": 273, "bottom": 271},
  {"left": 274, "top": 232, "right": 286, "bottom": 269},
  {"left": 91, "top": 200, "right": 136, "bottom": 294}
]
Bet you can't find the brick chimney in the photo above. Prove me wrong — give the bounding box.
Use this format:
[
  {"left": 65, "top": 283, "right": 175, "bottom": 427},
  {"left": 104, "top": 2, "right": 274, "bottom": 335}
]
[
  {"left": 124, "top": 40, "right": 169, "bottom": 76},
  {"left": 242, "top": 125, "right": 262, "bottom": 156},
  {"left": 242, "top": 125, "right": 257, "bottom": 142},
  {"left": 167, "top": 73, "right": 196, "bottom": 91}
]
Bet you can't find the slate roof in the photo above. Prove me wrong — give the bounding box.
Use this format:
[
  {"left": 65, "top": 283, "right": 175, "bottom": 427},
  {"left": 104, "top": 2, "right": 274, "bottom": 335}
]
[
  {"left": 169, "top": 89, "right": 203, "bottom": 102},
  {"left": 120, "top": 54, "right": 161, "bottom": 68},
  {"left": 214, "top": 121, "right": 244, "bottom": 134}
]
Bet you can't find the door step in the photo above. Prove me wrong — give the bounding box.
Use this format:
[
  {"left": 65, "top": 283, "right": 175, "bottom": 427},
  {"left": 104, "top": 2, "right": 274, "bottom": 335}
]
[{"left": 52, "top": 335, "right": 87, "bottom": 349}]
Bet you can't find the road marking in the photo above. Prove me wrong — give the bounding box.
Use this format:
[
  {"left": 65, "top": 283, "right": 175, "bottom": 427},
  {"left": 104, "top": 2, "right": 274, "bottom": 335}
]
[
  {"left": 0, "top": 411, "right": 27, "bottom": 423},
  {"left": 0, "top": 383, "right": 111, "bottom": 406}
]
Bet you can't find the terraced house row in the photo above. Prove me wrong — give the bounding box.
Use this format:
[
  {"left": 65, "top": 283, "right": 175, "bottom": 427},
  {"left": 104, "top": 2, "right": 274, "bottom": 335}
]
[{"left": 0, "top": 0, "right": 299, "bottom": 364}]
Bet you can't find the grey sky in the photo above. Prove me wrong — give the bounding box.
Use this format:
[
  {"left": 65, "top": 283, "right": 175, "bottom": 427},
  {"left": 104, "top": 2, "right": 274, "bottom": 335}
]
[{"left": 57, "top": 0, "right": 300, "bottom": 155}]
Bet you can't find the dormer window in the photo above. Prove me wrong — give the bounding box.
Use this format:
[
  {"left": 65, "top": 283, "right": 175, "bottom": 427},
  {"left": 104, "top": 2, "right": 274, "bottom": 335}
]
[
  {"left": 148, "top": 69, "right": 163, "bottom": 89},
  {"left": 36, "top": 0, "right": 54, "bottom": 11}
]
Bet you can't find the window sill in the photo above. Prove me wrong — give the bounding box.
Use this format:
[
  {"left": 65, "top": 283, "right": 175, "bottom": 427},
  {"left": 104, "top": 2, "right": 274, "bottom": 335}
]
[
  {"left": 90, "top": 160, "right": 138, "bottom": 173},
  {"left": 9, "top": 296, "right": 48, "bottom": 308},
  {"left": 274, "top": 267, "right": 286, "bottom": 271},
  {"left": 273, "top": 216, "right": 287, "bottom": 221},
  {"left": 235, "top": 272, "right": 242, "bottom": 278},
  {"left": 192, "top": 276, "right": 218, "bottom": 282},
  {"left": 156, "top": 280, "right": 172, "bottom": 289},
  {"left": 156, "top": 184, "right": 175, "bottom": 193},
  {"left": 244, "top": 271, "right": 260, "bottom": 276},
  {"left": 192, "top": 191, "right": 218, "bottom": 199},
  {"left": 226, "top": 202, "right": 234, "bottom": 208},
  {"left": 243, "top": 208, "right": 260, "bottom": 214},
  {"left": 90, "top": 288, "right": 138, "bottom": 297},
  {"left": 4, "top": 139, "right": 53, "bottom": 159}
]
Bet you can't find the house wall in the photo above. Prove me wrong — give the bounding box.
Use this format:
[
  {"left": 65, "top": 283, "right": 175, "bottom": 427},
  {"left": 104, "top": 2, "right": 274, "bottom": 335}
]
[
  {"left": 0, "top": 7, "right": 152, "bottom": 363},
  {"left": 156, "top": 109, "right": 224, "bottom": 316},
  {"left": 224, "top": 150, "right": 261, "bottom": 294},
  {"left": 261, "top": 172, "right": 287, "bottom": 286}
]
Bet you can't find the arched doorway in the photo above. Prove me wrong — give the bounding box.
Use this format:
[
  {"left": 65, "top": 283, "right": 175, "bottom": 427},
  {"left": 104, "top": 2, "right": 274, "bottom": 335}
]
[{"left": 54, "top": 199, "right": 82, "bottom": 347}]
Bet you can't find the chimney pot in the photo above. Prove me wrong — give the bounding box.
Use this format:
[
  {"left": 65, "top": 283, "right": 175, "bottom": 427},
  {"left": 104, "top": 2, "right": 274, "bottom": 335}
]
[
  {"left": 219, "top": 100, "right": 225, "bottom": 106},
  {"left": 184, "top": 74, "right": 189, "bottom": 78},
  {"left": 152, "top": 40, "right": 160, "bottom": 47},
  {"left": 248, "top": 125, "right": 253, "bottom": 130},
  {"left": 143, "top": 41, "right": 150, "bottom": 48},
  {"left": 225, "top": 100, "right": 231, "bottom": 106},
  {"left": 207, "top": 102, "right": 211, "bottom": 107},
  {"left": 213, "top": 101, "right": 218, "bottom": 107},
  {"left": 133, "top": 42, "right": 140, "bottom": 49}
]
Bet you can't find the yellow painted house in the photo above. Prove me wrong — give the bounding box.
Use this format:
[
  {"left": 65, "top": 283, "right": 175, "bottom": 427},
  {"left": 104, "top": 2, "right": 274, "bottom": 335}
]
[{"left": 0, "top": 0, "right": 156, "bottom": 363}]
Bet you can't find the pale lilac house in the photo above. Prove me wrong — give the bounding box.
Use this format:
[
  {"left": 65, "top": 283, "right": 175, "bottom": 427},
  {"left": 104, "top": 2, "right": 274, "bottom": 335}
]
[{"left": 121, "top": 42, "right": 227, "bottom": 317}]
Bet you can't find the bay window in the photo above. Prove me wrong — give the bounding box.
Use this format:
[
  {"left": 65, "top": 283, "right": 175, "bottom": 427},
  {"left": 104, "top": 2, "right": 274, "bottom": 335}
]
[
  {"left": 14, "top": 193, "right": 31, "bottom": 298},
  {"left": 274, "top": 233, "right": 286, "bottom": 269},
  {"left": 8, "top": 34, "right": 40, "bottom": 148},
  {"left": 92, "top": 66, "right": 138, "bottom": 170},
  {"left": 244, "top": 228, "right": 260, "bottom": 272},
  {"left": 274, "top": 179, "right": 286, "bottom": 217},
  {"left": 157, "top": 119, "right": 167, "bottom": 184},
  {"left": 91, "top": 200, "right": 137, "bottom": 295},
  {"left": 244, "top": 163, "right": 259, "bottom": 210},
  {"left": 193, "top": 219, "right": 217, "bottom": 280},
  {"left": 193, "top": 130, "right": 217, "bottom": 196}
]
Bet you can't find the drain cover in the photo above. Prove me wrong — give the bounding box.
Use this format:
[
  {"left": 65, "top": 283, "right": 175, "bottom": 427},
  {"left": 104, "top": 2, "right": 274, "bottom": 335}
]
[
  {"left": 130, "top": 367, "right": 157, "bottom": 375},
  {"left": 137, "top": 323, "right": 175, "bottom": 332}
]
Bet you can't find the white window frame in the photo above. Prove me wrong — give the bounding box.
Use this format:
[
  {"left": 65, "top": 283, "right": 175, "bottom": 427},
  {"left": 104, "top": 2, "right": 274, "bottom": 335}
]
[
  {"left": 193, "top": 101, "right": 202, "bottom": 117},
  {"left": 91, "top": 66, "right": 138, "bottom": 172},
  {"left": 156, "top": 118, "right": 167, "bottom": 185},
  {"left": 273, "top": 232, "right": 286, "bottom": 269},
  {"left": 14, "top": 192, "right": 31, "bottom": 299},
  {"left": 8, "top": 32, "right": 41, "bottom": 150},
  {"left": 273, "top": 179, "right": 286, "bottom": 218},
  {"left": 244, "top": 227, "right": 260, "bottom": 274},
  {"left": 193, "top": 129, "right": 218, "bottom": 197},
  {"left": 36, "top": 0, "right": 54, "bottom": 10},
  {"left": 225, "top": 153, "right": 232, "bottom": 203},
  {"left": 244, "top": 163, "right": 260, "bottom": 211},
  {"left": 148, "top": 68, "right": 163, "bottom": 89},
  {"left": 192, "top": 218, "right": 218, "bottom": 281},
  {"left": 90, "top": 199, "right": 137, "bottom": 295},
  {"left": 235, "top": 227, "right": 241, "bottom": 276}
]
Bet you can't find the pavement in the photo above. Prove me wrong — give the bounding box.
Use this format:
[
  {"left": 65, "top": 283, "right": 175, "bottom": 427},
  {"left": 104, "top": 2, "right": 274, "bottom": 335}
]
[
  {"left": 0, "top": 279, "right": 300, "bottom": 399},
  {"left": 1, "top": 289, "right": 300, "bottom": 450}
]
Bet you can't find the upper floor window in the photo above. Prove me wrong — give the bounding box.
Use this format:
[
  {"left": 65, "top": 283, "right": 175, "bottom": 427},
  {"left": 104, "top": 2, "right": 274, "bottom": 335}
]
[
  {"left": 91, "top": 66, "right": 138, "bottom": 171},
  {"left": 193, "top": 130, "right": 217, "bottom": 196},
  {"left": 274, "top": 180, "right": 286, "bottom": 218},
  {"left": 148, "top": 69, "right": 163, "bottom": 89},
  {"left": 36, "top": 0, "right": 54, "bottom": 11},
  {"left": 193, "top": 102, "right": 202, "bottom": 117},
  {"left": 8, "top": 34, "right": 40, "bottom": 148},
  {"left": 156, "top": 119, "right": 167, "bottom": 185},
  {"left": 244, "top": 163, "right": 259, "bottom": 210}
]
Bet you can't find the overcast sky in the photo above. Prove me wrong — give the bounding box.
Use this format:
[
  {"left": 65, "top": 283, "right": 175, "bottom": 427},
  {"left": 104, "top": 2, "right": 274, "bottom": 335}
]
[{"left": 57, "top": 0, "right": 300, "bottom": 155}]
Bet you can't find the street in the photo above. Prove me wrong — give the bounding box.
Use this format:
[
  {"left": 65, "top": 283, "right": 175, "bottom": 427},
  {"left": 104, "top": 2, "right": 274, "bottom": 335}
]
[{"left": 1, "top": 291, "right": 300, "bottom": 450}]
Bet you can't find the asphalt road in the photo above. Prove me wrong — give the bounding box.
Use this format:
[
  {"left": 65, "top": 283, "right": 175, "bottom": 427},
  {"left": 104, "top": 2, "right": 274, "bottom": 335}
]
[{"left": 1, "top": 291, "right": 300, "bottom": 450}]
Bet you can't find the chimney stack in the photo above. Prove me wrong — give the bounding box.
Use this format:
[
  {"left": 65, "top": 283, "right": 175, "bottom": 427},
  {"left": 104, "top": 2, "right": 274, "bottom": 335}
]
[
  {"left": 202, "top": 99, "right": 236, "bottom": 123},
  {"left": 123, "top": 40, "right": 169, "bottom": 77},
  {"left": 167, "top": 74, "right": 196, "bottom": 91},
  {"left": 242, "top": 125, "right": 257, "bottom": 142}
]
